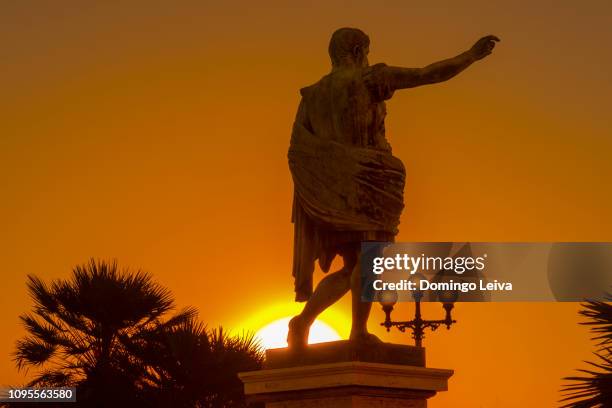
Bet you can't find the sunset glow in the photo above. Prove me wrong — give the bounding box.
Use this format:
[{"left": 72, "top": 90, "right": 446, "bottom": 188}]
[
  {"left": 255, "top": 317, "right": 341, "bottom": 350},
  {"left": 2, "top": 2, "right": 612, "bottom": 407}
]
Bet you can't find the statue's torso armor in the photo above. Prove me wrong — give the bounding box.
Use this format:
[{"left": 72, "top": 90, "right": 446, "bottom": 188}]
[{"left": 297, "top": 64, "right": 394, "bottom": 152}]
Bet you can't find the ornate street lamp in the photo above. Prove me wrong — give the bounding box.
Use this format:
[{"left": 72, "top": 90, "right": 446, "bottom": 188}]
[{"left": 379, "top": 273, "right": 458, "bottom": 347}]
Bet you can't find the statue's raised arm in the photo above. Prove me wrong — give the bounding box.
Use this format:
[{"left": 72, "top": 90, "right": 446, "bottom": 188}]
[{"left": 371, "top": 35, "right": 500, "bottom": 90}]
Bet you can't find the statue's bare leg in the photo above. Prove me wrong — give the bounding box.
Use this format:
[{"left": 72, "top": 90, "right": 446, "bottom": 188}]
[
  {"left": 349, "top": 250, "right": 382, "bottom": 343},
  {"left": 288, "top": 245, "right": 380, "bottom": 347},
  {"left": 288, "top": 264, "right": 351, "bottom": 348}
]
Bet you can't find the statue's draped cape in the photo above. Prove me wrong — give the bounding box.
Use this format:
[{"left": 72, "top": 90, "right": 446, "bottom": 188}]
[{"left": 288, "top": 64, "right": 406, "bottom": 301}]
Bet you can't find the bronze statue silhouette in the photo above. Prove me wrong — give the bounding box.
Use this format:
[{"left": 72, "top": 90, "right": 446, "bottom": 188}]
[{"left": 287, "top": 28, "right": 499, "bottom": 347}]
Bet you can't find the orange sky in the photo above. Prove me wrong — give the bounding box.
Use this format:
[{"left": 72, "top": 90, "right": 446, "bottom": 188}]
[{"left": 1, "top": 1, "right": 612, "bottom": 406}]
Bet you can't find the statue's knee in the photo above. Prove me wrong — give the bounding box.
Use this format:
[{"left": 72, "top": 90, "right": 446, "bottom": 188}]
[{"left": 338, "top": 265, "right": 352, "bottom": 278}]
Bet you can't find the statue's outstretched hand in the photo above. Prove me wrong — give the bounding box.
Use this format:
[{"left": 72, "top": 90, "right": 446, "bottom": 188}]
[{"left": 470, "top": 35, "right": 500, "bottom": 60}]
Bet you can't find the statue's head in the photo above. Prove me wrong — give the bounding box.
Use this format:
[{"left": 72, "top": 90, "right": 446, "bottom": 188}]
[{"left": 328, "top": 28, "right": 370, "bottom": 69}]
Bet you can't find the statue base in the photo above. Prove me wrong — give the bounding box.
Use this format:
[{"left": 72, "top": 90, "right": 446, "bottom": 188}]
[{"left": 239, "top": 341, "right": 453, "bottom": 408}]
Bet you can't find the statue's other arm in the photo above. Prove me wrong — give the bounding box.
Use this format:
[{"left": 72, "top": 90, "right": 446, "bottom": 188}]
[{"left": 388, "top": 35, "right": 500, "bottom": 90}]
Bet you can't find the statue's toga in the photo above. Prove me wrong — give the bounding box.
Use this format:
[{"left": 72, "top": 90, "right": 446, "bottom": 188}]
[{"left": 288, "top": 28, "right": 499, "bottom": 347}]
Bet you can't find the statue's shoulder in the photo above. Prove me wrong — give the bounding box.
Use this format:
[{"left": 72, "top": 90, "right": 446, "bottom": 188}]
[
  {"left": 299, "top": 74, "right": 331, "bottom": 98},
  {"left": 363, "top": 63, "right": 394, "bottom": 102},
  {"left": 299, "top": 83, "right": 316, "bottom": 97},
  {"left": 299, "top": 70, "right": 359, "bottom": 98}
]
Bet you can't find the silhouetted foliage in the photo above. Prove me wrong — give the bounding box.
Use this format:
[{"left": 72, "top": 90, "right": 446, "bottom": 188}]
[
  {"left": 561, "top": 293, "right": 612, "bottom": 407},
  {"left": 130, "top": 321, "right": 263, "bottom": 407},
  {"left": 12, "top": 259, "right": 195, "bottom": 407},
  {"left": 10, "top": 259, "right": 263, "bottom": 408}
]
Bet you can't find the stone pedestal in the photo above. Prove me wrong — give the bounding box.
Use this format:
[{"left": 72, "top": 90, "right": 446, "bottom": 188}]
[{"left": 239, "top": 341, "right": 453, "bottom": 408}]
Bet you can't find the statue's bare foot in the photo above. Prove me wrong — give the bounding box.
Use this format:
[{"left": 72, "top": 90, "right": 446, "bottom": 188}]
[
  {"left": 287, "top": 315, "right": 310, "bottom": 349},
  {"left": 349, "top": 331, "right": 383, "bottom": 345}
]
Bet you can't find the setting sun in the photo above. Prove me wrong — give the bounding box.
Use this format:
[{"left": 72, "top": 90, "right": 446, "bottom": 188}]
[{"left": 255, "top": 317, "right": 341, "bottom": 350}]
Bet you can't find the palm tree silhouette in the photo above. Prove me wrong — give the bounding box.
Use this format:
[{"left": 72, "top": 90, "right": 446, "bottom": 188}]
[
  {"left": 131, "top": 321, "right": 263, "bottom": 407},
  {"left": 10, "top": 259, "right": 264, "bottom": 408},
  {"left": 561, "top": 293, "right": 612, "bottom": 407},
  {"left": 13, "top": 259, "right": 195, "bottom": 406}
]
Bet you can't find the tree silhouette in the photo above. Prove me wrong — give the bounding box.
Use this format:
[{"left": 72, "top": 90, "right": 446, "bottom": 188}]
[
  {"left": 561, "top": 293, "right": 612, "bottom": 407},
  {"left": 130, "top": 321, "right": 263, "bottom": 407},
  {"left": 10, "top": 259, "right": 264, "bottom": 408},
  {"left": 13, "top": 259, "right": 195, "bottom": 407}
]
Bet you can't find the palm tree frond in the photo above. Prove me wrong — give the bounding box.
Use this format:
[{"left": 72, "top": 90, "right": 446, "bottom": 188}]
[
  {"left": 561, "top": 293, "right": 612, "bottom": 407},
  {"left": 14, "top": 337, "right": 56, "bottom": 371}
]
